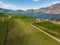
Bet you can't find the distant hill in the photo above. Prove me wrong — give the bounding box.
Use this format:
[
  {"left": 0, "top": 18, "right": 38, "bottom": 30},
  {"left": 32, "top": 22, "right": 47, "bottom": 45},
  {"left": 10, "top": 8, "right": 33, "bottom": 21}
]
[
  {"left": 0, "top": 8, "right": 25, "bottom": 14},
  {"left": 0, "top": 3, "right": 60, "bottom": 14},
  {"left": 0, "top": 8, "right": 14, "bottom": 13},
  {"left": 16, "top": 10, "right": 24, "bottom": 12},
  {"left": 26, "top": 3, "right": 60, "bottom": 14},
  {"left": 26, "top": 9, "right": 34, "bottom": 12}
]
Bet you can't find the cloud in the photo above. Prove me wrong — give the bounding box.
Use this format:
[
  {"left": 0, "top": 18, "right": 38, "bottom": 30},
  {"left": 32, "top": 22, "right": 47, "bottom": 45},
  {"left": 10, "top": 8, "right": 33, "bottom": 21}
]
[
  {"left": 52, "top": 2, "right": 60, "bottom": 4},
  {"left": 0, "top": 1, "right": 18, "bottom": 10},
  {"left": 32, "top": 0, "right": 39, "bottom": 2}
]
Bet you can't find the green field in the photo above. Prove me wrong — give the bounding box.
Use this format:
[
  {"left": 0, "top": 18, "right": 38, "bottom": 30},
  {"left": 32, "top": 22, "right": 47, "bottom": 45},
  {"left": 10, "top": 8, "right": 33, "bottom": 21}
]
[
  {"left": 0, "top": 21, "right": 8, "bottom": 45},
  {"left": 0, "top": 13, "right": 60, "bottom": 45},
  {"left": 4, "top": 16, "right": 60, "bottom": 45},
  {"left": 33, "top": 21, "right": 60, "bottom": 38},
  {"left": 0, "top": 13, "right": 13, "bottom": 45}
]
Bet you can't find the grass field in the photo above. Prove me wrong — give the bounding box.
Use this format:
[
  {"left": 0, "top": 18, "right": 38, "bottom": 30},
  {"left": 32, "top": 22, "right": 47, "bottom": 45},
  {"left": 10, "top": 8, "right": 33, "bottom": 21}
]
[
  {"left": 0, "top": 13, "right": 60, "bottom": 45},
  {"left": 33, "top": 21, "right": 60, "bottom": 38},
  {"left": 0, "top": 19, "right": 8, "bottom": 45},
  {"left": 4, "top": 16, "right": 60, "bottom": 45},
  {"left": 0, "top": 13, "right": 14, "bottom": 45}
]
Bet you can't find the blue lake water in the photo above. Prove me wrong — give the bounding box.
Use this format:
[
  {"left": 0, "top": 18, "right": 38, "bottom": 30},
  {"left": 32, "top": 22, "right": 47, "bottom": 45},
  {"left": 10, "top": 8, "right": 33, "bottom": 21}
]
[{"left": 19, "top": 12, "right": 60, "bottom": 20}]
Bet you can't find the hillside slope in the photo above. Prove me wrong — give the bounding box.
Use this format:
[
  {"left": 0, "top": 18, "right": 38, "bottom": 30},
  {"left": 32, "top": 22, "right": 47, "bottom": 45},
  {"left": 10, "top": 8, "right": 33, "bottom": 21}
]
[
  {"left": 26, "top": 3, "right": 60, "bottom": 14},
  {"left": 4, "top": 16, "right": 60, "bottom": 45}
]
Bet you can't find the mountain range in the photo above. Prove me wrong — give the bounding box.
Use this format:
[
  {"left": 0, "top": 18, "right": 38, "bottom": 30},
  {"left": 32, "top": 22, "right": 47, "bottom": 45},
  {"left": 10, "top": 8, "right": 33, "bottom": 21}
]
[
  {"left": 26, "top": 3, "right": 60, "bottom": 14},
  {"left": 0, "top": 8, "right": 25, "bottom": 14},
  {"left": 0, "top": 3, "right": 60, "bottom": 14}
]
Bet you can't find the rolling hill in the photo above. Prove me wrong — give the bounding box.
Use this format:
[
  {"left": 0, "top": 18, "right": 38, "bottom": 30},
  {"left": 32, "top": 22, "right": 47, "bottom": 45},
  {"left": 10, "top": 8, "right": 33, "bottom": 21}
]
[
  {"left": 0, "top": 8, "right": 25, "bottom": 14},
  {"left": 26, "top": 3, "right": 60, "bottom": 14}
]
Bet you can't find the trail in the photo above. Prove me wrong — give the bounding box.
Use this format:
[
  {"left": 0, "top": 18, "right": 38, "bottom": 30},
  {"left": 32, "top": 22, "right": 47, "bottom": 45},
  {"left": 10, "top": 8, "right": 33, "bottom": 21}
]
[
  {"left": 5, "top": 19, "right": 60, "bottom": 45},
  {"left": 30, "top": 23, "right": 60, "bottom": 43}
]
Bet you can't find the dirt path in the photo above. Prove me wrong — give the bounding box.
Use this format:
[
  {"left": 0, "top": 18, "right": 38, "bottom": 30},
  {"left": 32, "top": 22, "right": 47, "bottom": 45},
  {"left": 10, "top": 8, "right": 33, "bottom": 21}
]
[{"left": 30, "top": 23, "right": 60, "bottom": 43}]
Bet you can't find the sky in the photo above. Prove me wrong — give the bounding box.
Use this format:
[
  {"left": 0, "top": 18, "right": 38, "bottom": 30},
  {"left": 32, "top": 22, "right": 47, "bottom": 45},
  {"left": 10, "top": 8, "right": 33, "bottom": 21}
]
[{"left": 0, "top": 0, "right": 60, "bottom": 10}]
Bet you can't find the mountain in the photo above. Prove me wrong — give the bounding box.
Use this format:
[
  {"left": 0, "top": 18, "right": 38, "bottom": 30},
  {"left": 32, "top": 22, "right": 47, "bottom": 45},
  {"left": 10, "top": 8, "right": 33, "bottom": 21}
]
[
  {"left": 0, "top": 8, "right": 14, "bottom": 13},
  {"left": 26, "top": 9, "right": 34, "bottom": 12},
  {"left": 1, "top": 3, "right": 60, "bottom": 14},
  {"left": 0, "top": 8, "right": 25, "bottom": 14},
  {"left": 26, "top": 3, "right": 60, "bottom": 14},
  {"left": 16, "top": 10, "right": 24, "bottom": 12}
]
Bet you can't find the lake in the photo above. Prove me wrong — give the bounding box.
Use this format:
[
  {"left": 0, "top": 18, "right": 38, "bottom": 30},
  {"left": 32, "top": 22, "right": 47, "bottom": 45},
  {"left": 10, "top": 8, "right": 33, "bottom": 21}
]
[{"left": 19, "top": 12, "right": 60, "bottom": 20}]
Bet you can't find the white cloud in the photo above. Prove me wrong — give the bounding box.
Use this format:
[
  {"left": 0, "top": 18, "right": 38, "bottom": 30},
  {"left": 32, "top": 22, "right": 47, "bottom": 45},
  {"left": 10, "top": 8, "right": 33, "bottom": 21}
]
[
  {"left": 0, "top": 1, "right": 18, "bottom": 10},
  {"left": 52, "top": 2, "right": 60, "bottom": 4},
  {"left": 32, "top": 0, "right": 39, "bottom": 2}
]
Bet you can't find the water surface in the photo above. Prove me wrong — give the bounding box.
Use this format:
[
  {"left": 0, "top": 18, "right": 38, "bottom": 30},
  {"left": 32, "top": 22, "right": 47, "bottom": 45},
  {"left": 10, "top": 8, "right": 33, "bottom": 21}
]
[{"left": 19, "top": 12, "right": 60, "bottom": 20}]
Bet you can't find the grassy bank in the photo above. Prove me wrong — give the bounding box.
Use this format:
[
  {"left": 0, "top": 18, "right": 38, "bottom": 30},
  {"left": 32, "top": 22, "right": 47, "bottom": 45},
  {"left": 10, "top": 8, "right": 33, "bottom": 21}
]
[
  {"left": 0, "top": 13, "right": 14, "bottom": 45},
  {"left": 0, "top": 13, "right": 60, "bottom": 45},
  {"left": 0, "top": 20, "right": 8, "bottom": 45},
  {"left": 33, "top": 21, "right": 60, "bottom": 38},
  {"left": 4, "top": 15, "right": 60, "bottom": 45}
]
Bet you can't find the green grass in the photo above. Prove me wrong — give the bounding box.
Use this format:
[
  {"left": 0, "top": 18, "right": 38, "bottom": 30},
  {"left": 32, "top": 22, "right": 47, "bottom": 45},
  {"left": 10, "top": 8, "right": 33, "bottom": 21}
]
[
  {"left": 0, "top": 13, "right": 60, "bottom": 45},
  {"left": 0, "top": 21, "right": 8, "bottom": 45},
  {"left": 18, "top": 16, "right": 37, "bottom": 23},
  {"left": 5, "top": 16, "right": 60, "bottom": 45},
  {"left": 33, "top": 21, "right": 60, "bottom": 38},
  {"left": 0, "top": 12, "right": 14, "bottom": 45}
]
